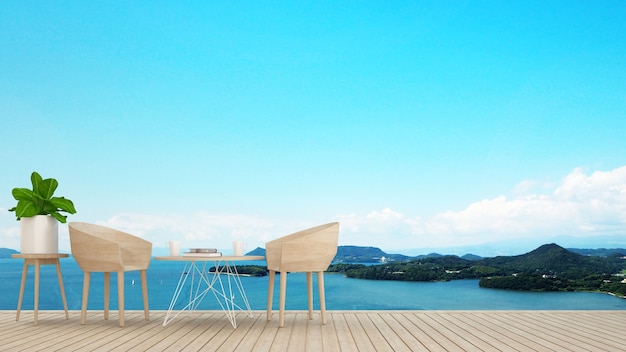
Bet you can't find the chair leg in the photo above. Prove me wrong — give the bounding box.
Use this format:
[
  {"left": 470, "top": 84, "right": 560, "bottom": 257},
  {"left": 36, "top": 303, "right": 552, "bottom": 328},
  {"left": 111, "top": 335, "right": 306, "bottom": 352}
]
[
  {"left": 140, "top": 270, "right": 149, "bottom": 321},
  {"left": 279, "top": 271, "right": 287, "bottom": 328},
  {"left": 118, "top": 272, "right": 125, "bottom": 327},
  {"left": 306, "top": 272, "right": 313, "bottom": 320},
  {"left": 104, "top": 272, "right": 110, "bottom": 320},
  {"left": 81, "top": 272, "right": 91, "bottom": 325},
  {"left": 317, "top": 271, "right": 327, "bottom": 325},
  {"left": 267, "top": 270, "right": 275, "bottom": 321}
]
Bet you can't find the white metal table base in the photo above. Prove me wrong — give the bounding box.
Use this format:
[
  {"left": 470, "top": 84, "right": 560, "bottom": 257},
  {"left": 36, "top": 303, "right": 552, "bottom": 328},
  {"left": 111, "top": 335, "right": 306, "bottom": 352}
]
[{"left": 163, "top": 259, "right": 254, "bottom": 328}]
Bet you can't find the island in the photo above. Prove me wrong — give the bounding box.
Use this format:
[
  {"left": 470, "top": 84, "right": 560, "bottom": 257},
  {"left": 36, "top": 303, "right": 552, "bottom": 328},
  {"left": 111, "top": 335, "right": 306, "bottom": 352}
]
[{"left": 326, "top": 243, "right": 626, "bottom": 297}]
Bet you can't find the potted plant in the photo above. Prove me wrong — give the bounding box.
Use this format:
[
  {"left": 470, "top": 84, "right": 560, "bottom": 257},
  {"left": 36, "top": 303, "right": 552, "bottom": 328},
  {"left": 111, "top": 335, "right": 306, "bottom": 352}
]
[{"left": 9, "top": 171, "right": 77, "bottom": 253}]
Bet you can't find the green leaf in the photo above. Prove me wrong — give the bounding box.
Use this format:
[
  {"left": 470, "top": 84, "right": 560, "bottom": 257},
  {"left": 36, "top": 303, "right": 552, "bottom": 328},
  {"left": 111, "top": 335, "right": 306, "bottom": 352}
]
[
  {"left": 31, "top": 193, "right": 46, "bottom": 211},
  {"left": 14, "top": 201, "right": 39, "bottom": 219},
  {"left": 11, "top": 188, "right": 34, "bottom": 201},
  {"left": 50, "top": 197, "right": 77, "bottom": 214},
  {"left": 36, "top": 178, "right": 58, "bottom": 200},
  {"left": 30, "top": 172, "right": 43, "bottom": 195},
  {"left": 10, "top": 171, "right": 76, "bottom": 221},
  {"left": 49, "top": 212, "right": 68, "bottom": 223},
  {"left": 41, "top": 200, "right": 58, "bottom": 215}
]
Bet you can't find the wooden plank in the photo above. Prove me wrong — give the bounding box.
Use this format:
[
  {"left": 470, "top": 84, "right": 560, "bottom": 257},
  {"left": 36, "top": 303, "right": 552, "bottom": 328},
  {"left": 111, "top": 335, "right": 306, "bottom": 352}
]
[
  {"left": 287, "top": 313, "right": 309, "bottom": 351},
  {"left": 304, "top": 314, "right": 324, "bottom": 352},
  {"left": 434, "top": 312, "right": 514, "bottom": 351},
  {"left": 320, "top": 312, "right": 341, "bottom": 352},
  {"left": 330, "top": 312, "right": 359, "bottom": 352},
  {"left": 0, "top": 311, "right": 15, "bottom": 324},
  {"left": 393, "top": 312, "right": 447, "bottom": 351},
  {"left": 366, "top": 312, "right": 412, "bottom": 352},
  {"left": 214, "top": 313, "right": 263, "bottom": 352},
  {"left": 163, "top": 312, "right": 225, "bottom": 351},
  {"left": 460, "top": 312, "right": 544, "bottom": 351},
  {"left": 0, "top": 318, "right": 56, "bottom": 349},
  {"left": 43, "top": 311, "right": 144, "bottom": 351},
  {"left": 236, "top": 314, "right": 275, "bottom": 352},
  {"left": 486, "top": 312, "right": 585, "bottom": 352},
  {"left": 127, "top": 311, "right": 207, "bottom": 351},
  {"left": 520, "top": 312, "right": 604, "bottom": 352},
  {"left": 533, "top": 312, "right": 625, "bottom": 350},
  {"left": 343, "top": 312, "right": 376, "bottom": 352},
  {"left": 90, "top": 314, "right": 165, "bottom": 352},
  {"left": 416, "top": 312, "right": 483, "bottom": 351},
  {"left": 39, "top": 315, "right": 124, "bottom": 352},
  {"left": 179, "top": 313, "right": 231, "bottom": 352},
  {"left": 581, "top": 311, "right": 626, "bottom": 332},
  {"left": 0, "top": 315, "right": 64, "bottom": 351},
  {"left": 248, "top": 316, "right": 279, "bottom": 352},
  {"left": 268, "top": 311, "right": 296, "bottom": 351},
  {"left": 473, "top": 312, "right": 558, "bottom": 351},
  {"left": 1, "top": 311, "right": 625, "bottom": 351},
  {"left": 587, "top": 311, "right": 626, "bottom": 327},
  {"left": 377, "top": 312, "right": 427, "bottom": 351},
  {"left": 354, "top": 313, "right": 395, "bottom": 351},
  {"left": 403, "top": 312, "right": 461, "bottom": 351},
  {"left": 190, "top": 314, "right": 239, "bottom": 351},
  {"left": 512, "top": 312, "right": 614, "bottom": 352}
]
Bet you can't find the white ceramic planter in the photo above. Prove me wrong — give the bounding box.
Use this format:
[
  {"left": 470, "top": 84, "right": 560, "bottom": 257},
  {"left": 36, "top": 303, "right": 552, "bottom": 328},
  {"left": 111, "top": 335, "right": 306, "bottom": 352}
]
[{"left": 20, "top": 215, "right": 59, "bottom": 254}]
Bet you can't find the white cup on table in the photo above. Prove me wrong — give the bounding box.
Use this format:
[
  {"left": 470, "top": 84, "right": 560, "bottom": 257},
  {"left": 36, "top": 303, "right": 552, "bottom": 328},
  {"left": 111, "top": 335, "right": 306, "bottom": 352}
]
[
  {"left": 232, "top": 241, "right": 246, "bottom": 256},
  {"left": 169, "top": 241, "right": 181, "bottom": 256}
]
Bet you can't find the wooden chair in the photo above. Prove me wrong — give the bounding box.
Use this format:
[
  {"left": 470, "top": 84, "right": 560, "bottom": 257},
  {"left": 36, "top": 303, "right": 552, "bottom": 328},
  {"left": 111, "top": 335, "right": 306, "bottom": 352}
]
[
  {"left": 266, "top": 222, "right": 339, "bottom": 327},
  {"left": 68, "top": 222, "right": 152, "bottom": 327}
]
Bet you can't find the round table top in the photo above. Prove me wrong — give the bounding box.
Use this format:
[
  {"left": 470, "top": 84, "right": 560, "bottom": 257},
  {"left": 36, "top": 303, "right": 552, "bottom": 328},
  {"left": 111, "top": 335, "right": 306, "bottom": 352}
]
[
  {"left": 154, "top": 255, "right": 265, "bottom": 262},
  {"left": 11, "top": 253, "right": 69, "bottom": 259}
]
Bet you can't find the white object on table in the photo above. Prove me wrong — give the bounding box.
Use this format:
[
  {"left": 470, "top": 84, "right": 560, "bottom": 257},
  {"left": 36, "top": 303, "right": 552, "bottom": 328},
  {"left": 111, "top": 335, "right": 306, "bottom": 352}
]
[
  {"left": 232, "top": 240, "right": 246, "bottom": 256},
  {"left": 168, "top": 241, "right": 181, "bottom": 256}
]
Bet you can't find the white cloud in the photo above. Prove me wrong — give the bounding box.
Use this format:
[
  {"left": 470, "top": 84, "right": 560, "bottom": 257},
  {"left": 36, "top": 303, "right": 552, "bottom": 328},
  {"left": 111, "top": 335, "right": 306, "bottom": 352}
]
[
  {"left": 366, "top": 208, "right": 404, "bottom": 221},
  {"left": 339, "top": 165, "right": 626, "bottom": 250},
  {"left": 97, "top": 212, "right": 281, "bottom": 253},
  {"left": 2, "top": 165, "right": 625, "bottom": 255}
]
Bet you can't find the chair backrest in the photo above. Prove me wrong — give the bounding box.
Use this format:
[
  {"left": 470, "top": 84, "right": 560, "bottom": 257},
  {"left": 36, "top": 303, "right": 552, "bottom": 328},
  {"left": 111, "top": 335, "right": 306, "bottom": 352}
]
[
  {"left": 69, "top": 222, "right": 152, "bottom": 272},
  {"left": 265, "top": 222, "right": 339, "bottom": 272}
]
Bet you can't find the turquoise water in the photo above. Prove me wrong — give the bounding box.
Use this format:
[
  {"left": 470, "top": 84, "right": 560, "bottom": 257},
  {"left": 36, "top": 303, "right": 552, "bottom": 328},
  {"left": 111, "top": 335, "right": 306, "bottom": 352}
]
[{"left": 1, "top": 258, "right": 625, "bottom": 311}]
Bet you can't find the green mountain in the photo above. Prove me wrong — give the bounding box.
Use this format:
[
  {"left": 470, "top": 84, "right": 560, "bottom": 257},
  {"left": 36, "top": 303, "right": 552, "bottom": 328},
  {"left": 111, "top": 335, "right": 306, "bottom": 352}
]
[
  {"left": 0, "top": 248, "right": 18, "bottom": 258},
  {"left": 247, "top": 247, "right": 266, "bottom": 256},
  {"left": 479, "top": 243, "right": 622, "bottom": 276},
  {"left": 218, "top": 244, "right": 626, "bottom": 296},
  {"left": 324, "top": 243, "right": 626, "bottom": 296},
  {"left": 568, "top": 247, "right": 626, "bottom": 257},
  {"left": 335, "top": 245, "right": 411, "bottom": 262},
  {"left": 247, "top": 243, "right": 626, "bottom": 266}
]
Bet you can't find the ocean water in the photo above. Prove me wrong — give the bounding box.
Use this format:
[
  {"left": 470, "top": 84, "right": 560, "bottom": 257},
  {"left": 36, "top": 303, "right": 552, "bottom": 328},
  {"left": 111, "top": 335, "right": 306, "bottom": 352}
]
[{"left": 1, "top": 258, "right": 625, "bottom": 311}]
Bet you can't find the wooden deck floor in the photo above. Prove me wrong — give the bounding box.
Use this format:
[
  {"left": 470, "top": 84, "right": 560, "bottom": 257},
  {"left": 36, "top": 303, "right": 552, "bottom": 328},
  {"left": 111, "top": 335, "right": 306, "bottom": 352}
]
[{"left": 1, "top": 310, "right": 624, "bottom": 351}]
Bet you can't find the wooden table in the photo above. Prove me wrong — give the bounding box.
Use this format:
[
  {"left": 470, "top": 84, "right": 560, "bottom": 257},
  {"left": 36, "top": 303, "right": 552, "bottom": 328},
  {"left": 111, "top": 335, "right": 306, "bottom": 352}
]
[
  {"left": 11, "top": 253, "right": 70, "bottom": 325},
  {"left": 154, "top": 255, "right": 265, "bottom": 328}
]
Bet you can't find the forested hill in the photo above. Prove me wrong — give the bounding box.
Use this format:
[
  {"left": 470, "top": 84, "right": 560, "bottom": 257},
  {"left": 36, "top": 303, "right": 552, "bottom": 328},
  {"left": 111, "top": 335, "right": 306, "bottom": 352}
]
[
  {"left": 330, "top": 243, "right": 626, "bottom": 278},
  {"left": 335, "top": 245, "right": 410, "bottom": 262},
  {"left": 569, "top": 247, "right": 626, "bottom": 257},
  {"left": 327, "top": 243, "right": 626, "bottom": 296},
  {"left": 478, "top": 243, "right": 625, "bottom": 275}
]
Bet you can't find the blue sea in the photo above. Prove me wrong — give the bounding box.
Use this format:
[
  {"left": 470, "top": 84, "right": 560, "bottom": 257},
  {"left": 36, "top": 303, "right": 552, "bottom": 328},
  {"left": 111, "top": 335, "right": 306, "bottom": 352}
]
[{"left": 1, "top": 258, "right": 625, "bottom": 311}]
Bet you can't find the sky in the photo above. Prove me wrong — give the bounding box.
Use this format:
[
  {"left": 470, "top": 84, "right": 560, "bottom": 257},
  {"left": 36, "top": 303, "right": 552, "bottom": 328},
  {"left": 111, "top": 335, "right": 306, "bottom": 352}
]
[{"left": 1, "top": 1, "right": 625, "bottom": 257}]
